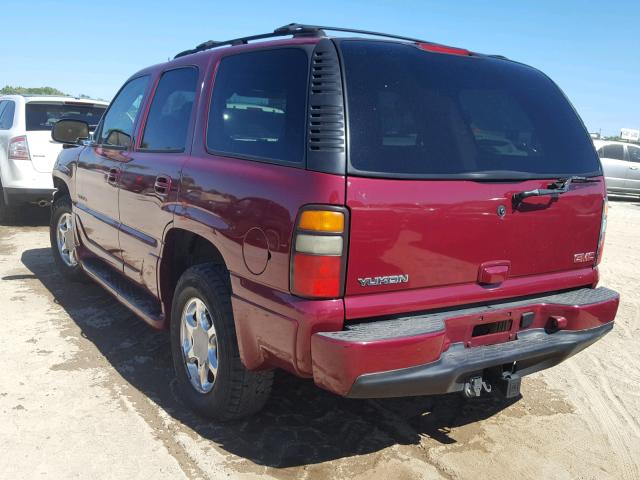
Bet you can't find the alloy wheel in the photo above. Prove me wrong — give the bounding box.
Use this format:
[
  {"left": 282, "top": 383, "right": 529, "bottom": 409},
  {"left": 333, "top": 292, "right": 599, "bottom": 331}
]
[
  {"left": 180, "top": 297, "right": 219, "bottom": 393},
  {"left": 56, "top": 212, "right": 77, "bottom": 267}
]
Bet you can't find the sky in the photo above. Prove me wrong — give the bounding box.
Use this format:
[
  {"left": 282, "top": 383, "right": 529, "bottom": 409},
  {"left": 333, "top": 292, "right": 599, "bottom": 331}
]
[{"left": 1, "top": 0, "right": 638, "bottom": 136}]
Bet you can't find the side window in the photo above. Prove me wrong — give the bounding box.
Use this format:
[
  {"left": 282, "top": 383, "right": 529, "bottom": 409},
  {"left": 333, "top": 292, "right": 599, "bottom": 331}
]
[
  {"left": 0, "top": 101, "right": 6, "bottom": 129},
  {"left": 601, "top": 144, "right": 625, "bottom": 161},
  {"left": 140, "top": 67, "right": 198, "bottom": 151},
  {"left": 0, "top": 100, "right": 15, "bottom": 130},
  {"left": 98, "top": 76, "right": 149, "bottom": 148},
  {"left": 628, "top": 145, "right": 640, "bottom": 163},
  {"left": 206, "top": 48, "right": 308, "bottom": 165}
]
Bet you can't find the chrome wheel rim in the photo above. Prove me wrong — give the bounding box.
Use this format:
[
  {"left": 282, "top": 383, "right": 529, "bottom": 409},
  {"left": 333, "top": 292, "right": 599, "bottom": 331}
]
[
  {"left": 56, "top": 212, "right": 77, "bottom": 267},
  {"left": 180, "top": 297, "right": 218, "bottom": 394}
]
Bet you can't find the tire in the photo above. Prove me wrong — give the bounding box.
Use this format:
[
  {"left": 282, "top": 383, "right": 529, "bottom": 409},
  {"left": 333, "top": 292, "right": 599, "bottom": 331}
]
[
  {"left": 49, "top": 195, "right": 83, "bottom": 281},
  {"left": 170, "top": 263, "right": 273, "bottom": 421}
]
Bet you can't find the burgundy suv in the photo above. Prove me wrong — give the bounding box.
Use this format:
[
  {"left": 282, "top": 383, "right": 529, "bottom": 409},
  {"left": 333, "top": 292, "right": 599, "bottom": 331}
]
[{"left": 50, "top": 24, "right": 619, "bottom": 420}]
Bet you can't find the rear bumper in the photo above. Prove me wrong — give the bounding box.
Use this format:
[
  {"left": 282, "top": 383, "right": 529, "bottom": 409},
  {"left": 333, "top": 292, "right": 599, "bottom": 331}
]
[
  {"left": 3, "top": 187, "right": 55, "bottom": 206},
  {"left": 311, "top": 287, "right": 619, "bottom": 397},
  {"left": 1, "top": 157, "right": 54, "bottom": 195},
  {"left": 348, "top": 322, "right": 611, "bottom": 398}
]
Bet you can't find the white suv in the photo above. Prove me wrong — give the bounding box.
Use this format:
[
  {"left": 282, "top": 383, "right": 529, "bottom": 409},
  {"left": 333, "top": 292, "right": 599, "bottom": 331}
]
[{"left": 0, "top": 95, "right": 108, "bottom": 221}]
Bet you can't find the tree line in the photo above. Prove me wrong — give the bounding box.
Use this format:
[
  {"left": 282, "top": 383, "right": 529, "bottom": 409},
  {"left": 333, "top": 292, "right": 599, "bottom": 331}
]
[{"left": 1, "top": 85, "right": 102, "bottom": 100}]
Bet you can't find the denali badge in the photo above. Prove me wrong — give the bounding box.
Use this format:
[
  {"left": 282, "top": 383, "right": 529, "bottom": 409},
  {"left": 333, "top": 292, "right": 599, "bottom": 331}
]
[
  {"left": 574, "top": 252, "right": 595, "bottom": 263},
  {"left": 358, "top": 274, "right": 409, "bottom": 287}
]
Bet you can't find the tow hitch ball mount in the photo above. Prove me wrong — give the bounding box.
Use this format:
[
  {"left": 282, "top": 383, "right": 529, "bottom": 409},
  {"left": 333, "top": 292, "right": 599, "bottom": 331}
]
[
  {"left": 464, "top": 376, "right": 492, "bottom": 398},
  {"left": 464, "top": 371, "right": 522, "bottom": 399}
]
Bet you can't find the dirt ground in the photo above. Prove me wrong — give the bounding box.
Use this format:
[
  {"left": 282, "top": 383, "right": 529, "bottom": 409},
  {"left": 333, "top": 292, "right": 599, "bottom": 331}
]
[{"left": 1, "top": 198, "right": 639, "bottom": 480}]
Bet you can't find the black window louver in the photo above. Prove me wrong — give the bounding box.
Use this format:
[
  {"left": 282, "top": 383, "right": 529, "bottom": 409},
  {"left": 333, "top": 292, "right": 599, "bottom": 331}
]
[{"left": 306, "top": 39, "right": 346, "bottom": 174}]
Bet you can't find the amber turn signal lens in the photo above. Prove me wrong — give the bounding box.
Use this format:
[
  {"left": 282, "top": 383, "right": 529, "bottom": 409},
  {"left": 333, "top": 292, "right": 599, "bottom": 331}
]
[{"left": 299, "top": 210, "right": 344, "bottom": 233}]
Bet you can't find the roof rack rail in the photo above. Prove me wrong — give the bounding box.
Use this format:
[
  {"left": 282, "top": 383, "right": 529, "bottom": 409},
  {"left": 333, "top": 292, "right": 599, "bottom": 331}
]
[{"left": 174, "top": 23, "right": 438, "bottom": 59}]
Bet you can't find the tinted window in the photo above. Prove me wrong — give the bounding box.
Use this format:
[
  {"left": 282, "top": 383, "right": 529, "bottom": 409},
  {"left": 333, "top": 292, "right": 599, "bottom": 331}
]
[
  {"left": 206, "top": 49, "right": 308, "bottom": 164},
  {"left": 341, "top": 41, "right": 601, "bottom": 178},
  {"left": 601, "top": 144, "right": 625, "bottom": 161},
  {"left": 628, "top": 145, "right": 640, "bottom": 163},
  {"left": 141, "top": 67, "right": 198, "bottom": 151},
  {"left": 25, "top": 103, "right": 106, "bottom": 131},
  {"left": 98, "top": 76, "right": 149, "bottom": 148},
  {"left": 0, "top": 100, "right": 15, "bottom": 130}
]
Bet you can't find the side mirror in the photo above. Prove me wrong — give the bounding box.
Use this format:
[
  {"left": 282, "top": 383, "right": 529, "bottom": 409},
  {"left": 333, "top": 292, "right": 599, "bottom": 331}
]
[{"left": 52, "top": 119, "right": 90, "bottom": 144}]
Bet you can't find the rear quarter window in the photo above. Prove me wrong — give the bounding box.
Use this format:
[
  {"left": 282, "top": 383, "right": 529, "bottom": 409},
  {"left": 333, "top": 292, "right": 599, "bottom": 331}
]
[
  {"left": 0, "top": 100, "right": 16, "bottom": 130},
  {"left": 206, "top": 48, "right": 308, "bottom": 165},
  {"left": 340, "top": 41, "right": 601, "bottom": 179}
]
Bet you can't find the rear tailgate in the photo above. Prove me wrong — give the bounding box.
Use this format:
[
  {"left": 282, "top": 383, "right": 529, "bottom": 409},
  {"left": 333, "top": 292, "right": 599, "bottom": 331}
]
[
  {"left": 338, "top": 40, "right": 605, "bottom": 315},
  {"left": 346, "top": 176, "right": 604, "bottom": 295},
  {"left": 24, "top": 131, "right": 62, "bottom": 172}
]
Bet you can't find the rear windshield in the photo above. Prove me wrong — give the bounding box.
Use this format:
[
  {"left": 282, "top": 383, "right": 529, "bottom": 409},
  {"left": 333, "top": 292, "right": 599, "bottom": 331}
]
[
  {"left": 26, "top": 103, "right": 106, "bottom": 131},
  {"left": 340, "top": 41, "right": 601, "bottom": 179}
]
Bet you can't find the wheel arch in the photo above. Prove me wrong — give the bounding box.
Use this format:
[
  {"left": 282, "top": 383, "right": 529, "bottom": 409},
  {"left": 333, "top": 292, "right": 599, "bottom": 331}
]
[
  {"left": 52, "top": 176, "right": 70, "bottom": 203},
  {"left": 159, "top": 227, "right": 229, "bottom": 325}
]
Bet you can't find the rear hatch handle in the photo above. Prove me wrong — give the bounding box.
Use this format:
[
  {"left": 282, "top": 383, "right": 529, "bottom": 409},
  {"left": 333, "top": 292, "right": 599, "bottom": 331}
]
[{"left": 512, "top": 176, "right": 600, "bottom": 206}]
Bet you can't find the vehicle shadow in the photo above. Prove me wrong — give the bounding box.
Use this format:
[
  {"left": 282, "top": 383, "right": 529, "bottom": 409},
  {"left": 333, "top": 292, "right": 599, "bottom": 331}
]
[
  {"left": 20, "top": 246, "right": 519, "bottom": 468},
  {"left": 0, "top": 205, "right": 50, "bottom": 227}
]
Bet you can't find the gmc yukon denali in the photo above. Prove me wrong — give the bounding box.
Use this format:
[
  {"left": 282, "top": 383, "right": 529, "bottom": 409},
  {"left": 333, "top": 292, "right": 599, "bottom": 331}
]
[{"left": 49, "top": 24, "right": 619, "bottom": 420}]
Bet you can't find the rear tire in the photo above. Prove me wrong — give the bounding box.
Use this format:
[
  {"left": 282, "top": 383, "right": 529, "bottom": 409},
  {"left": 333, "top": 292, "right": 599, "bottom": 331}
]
[
  {"left": 170, "top": 263, "right": 273, "bottom": 421},
  {"left": 50, "top": 195, "right": 83, "bottom": 281}
]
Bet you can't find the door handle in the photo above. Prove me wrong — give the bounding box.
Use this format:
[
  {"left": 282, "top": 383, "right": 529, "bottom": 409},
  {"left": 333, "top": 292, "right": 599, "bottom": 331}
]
[
  {"left": 106, "top": 167, "right": 120, "bottom": 186},
  {"left": 630, "top": 166, "right": 639, "bottom": 170},
  {"left": 154, "top": 175, "right": 172, "bottom": 196}
]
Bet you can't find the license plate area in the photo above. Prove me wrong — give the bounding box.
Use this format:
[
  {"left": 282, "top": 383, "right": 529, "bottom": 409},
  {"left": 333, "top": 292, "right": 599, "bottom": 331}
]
[
  {"left": 466, "top": 311, "right": 517, "bottom": 348},
  {"left": 472, "top": 319, "right": 513, "bottom": 337}
]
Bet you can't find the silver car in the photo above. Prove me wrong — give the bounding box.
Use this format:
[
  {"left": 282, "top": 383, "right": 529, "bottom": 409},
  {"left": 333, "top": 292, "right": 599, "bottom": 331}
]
[{"left": 594, "top": 140, "right": 640, "bottom": 197}]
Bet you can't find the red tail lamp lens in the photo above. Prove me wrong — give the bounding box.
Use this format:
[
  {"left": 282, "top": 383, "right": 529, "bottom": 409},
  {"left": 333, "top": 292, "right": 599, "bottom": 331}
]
[{"left": 292, "top": 254, "right": 341, "bottom": 298}]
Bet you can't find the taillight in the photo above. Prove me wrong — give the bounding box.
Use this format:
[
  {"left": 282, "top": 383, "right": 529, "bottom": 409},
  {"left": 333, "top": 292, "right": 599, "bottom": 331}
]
[
  {"left": 595, "top": 198, "right": 608, "bottom": 265},
  {"left": 8, "top": 136, "right": 30, "bottom": 161},
  {"left": 290, "top": 207, "right": 348, "bottom": 298}
]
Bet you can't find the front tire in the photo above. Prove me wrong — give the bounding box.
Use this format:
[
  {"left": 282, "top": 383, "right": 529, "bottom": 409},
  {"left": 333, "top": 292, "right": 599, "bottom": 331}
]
[
  {"left": 50, "top": 195, "right": 83, "bottom": 281},
  {"left": 170, "top": 264, "right": 273, "bottom": 421}
]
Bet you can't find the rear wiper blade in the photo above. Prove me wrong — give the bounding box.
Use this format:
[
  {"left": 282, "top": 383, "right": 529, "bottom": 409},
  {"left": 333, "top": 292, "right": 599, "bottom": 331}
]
[{"left": 512, "top": 176, "right": 600, "bottom": 206}]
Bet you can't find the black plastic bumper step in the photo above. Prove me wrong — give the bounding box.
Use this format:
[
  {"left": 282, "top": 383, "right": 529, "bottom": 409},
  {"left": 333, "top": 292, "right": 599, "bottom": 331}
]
[{"left": 319, "top": 287, "right": 618, "bottom": 343}]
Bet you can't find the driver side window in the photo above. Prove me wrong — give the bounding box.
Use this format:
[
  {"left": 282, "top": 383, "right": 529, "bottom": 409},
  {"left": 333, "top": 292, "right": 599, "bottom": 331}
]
[{"left": 98, "top": 76, "right": 149, "bottom": 148}]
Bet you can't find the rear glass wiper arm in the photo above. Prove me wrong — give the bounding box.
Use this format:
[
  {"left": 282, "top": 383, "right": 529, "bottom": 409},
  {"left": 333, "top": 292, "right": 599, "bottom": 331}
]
[{"left": 512, "top": 176, "right": 600, "bottom": 205}]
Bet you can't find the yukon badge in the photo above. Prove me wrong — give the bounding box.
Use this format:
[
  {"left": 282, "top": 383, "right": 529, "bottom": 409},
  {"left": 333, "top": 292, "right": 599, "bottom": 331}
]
[{"left": 358, "top": 274, "right": 409, "bottom": 287}]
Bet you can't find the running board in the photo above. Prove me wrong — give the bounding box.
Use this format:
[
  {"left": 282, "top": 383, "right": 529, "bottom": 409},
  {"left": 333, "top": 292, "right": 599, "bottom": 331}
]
[{"left": 81, "top": 257, "right": 165, "bottom": 329}]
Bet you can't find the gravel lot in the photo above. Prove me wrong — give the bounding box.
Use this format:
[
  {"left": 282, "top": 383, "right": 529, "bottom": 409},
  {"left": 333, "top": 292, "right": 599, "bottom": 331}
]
[{"left": 1, "top": 198, "right": 639, "bottom": 480}]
